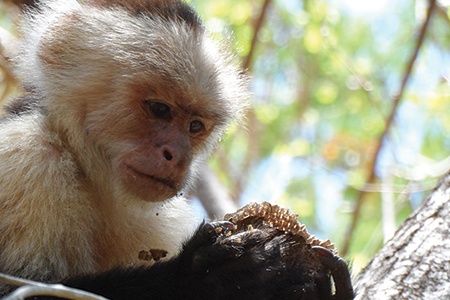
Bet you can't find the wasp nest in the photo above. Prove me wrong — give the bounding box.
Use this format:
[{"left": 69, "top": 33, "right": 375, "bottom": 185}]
[
  {"left": 223, "top": 201, "right": 336, "bottom": 254},
  {"left": 221, "top": 202, "right": 340, "bottom": 280}
]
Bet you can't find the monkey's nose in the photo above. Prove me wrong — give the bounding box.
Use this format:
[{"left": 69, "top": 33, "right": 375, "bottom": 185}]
[{"left": 163, "top": 149, "right": 173, "bottom": 161}]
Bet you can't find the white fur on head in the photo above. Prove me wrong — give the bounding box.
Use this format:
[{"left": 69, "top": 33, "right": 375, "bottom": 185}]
[{"left": 16, "top": 0, "right": 249, "bottom": 149}]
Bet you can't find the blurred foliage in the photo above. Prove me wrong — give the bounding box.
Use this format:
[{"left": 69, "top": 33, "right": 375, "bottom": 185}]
[
  {"left": 189, "top": 0, "right": 450, "bottom": 274},
  {"left": 1, "top": 0, "right": 450, "bottom": 275}
]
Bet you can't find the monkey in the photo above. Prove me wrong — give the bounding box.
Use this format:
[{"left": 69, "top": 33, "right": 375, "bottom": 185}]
[
  {"left": 0, "top": 0, "right": 248, "bottom": 295},
  {"left": 0, "top": 0, "right": 355, "bottom": 298}
]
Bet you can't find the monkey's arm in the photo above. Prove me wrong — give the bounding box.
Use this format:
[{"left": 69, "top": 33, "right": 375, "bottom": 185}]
[
  {"left": 52, "top": 221, "right": 352, "bottom": 300},
  {"left": 58, "top": 222, "right": 284, "bottom": 299},
  {"left": 59, "top": 222, "right": 237, "bottom": 299}
]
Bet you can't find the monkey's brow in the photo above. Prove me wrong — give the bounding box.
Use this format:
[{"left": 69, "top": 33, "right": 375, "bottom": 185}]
[{"left": 177, "top": 103, "right": 220, "bottom": 120}]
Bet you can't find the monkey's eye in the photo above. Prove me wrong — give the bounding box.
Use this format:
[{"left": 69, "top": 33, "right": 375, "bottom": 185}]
[
  {"left": 146, "top": 101, "right": 171, "bottom": 119},
  {"left": 189, "top": 120, "right": 205, "bottom": 135}
]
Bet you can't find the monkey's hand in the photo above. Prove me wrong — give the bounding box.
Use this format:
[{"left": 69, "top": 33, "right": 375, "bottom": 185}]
[{"left": 171, "top": 221, "right": 341, "bottom": 300}]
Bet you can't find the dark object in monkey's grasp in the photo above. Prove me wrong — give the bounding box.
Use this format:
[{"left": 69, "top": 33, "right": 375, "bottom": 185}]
[
  {"left": 223, "top": 202, "right": 341, "bottom": 284},
  {"left": 225, "top": 201, "right": 335, "bottom": 250}
]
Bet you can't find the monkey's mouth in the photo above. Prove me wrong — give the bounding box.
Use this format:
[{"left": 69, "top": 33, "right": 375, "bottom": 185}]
[{"left": 126, "top": 165, "right": 178, "bottom": 191}]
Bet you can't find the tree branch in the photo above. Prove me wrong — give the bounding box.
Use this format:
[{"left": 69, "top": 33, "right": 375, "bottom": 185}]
[
  {"left": 242, "top": 0, "right": 272, "bottom": 71},
  {"left": 341, "top": 0, "right": 437, "bottom": 256}
]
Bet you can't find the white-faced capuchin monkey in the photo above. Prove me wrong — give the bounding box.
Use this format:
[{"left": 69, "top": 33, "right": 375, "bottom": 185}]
[
  {"left": 0, "top": 0, "right": 247, "bottom": 294},
  {"left": 0, "top": 1, "right": 354, "bottom": 299}
]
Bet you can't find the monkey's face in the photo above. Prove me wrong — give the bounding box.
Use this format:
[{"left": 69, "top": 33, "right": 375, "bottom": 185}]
[
  {"left": 81, "top": 76, "right": 223, "bottom": 202},
  {"left": 117, "top": 97, "right": 215, "bottom": 202},
  {"left": 117, "top": 119, "right": 189, "bottom": 201}
]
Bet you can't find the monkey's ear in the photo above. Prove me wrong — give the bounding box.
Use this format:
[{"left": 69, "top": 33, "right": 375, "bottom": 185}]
[
  {"left": 22, "top": 7, "right": 117, "bottom": 102},
  {"left": 36, "top": 14, "right": 82, "bottom": 68},
  {"left": 15, "top": 2, "right": 81, "bottom": 87}
]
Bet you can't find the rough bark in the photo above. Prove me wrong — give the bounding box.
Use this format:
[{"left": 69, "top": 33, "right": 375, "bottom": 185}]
[{"left": 354, "top": 172, "right": 450, "bottom": 299}]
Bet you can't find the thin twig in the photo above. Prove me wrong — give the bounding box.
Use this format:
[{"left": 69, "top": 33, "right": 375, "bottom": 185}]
[
  {"left": 242, "top": 0, "right": 272, "bottom": 71},
  {"left": 340, "top": 0, "right": 437, "bottom": 256}
]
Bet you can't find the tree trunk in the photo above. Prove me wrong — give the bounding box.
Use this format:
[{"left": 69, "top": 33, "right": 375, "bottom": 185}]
[
  {"left": 354, "top": 172, "right": 450, "bottom": 299},
  {"left": 192, "top": 163, "right": 238, "bottom": 220}
]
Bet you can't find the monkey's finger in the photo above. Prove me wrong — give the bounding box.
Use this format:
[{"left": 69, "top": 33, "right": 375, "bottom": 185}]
[
  {"left": 311, "top": 246, "right": 355, "bottom": 300},
  {"left": 181, "top": 221, "right": 235, "bottom": 256},
  {"left": 207, "top": 221, "right": 235, "bottom": 237}
]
